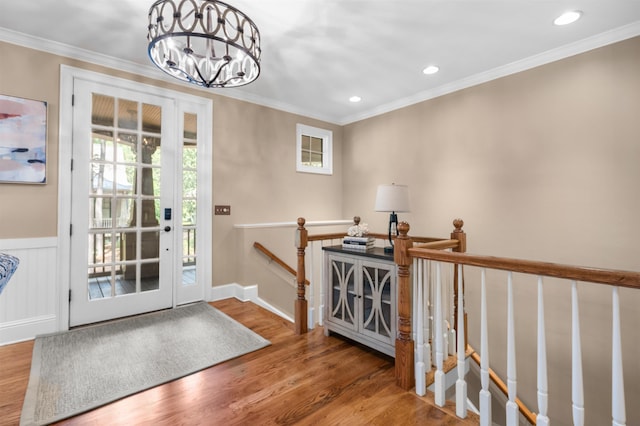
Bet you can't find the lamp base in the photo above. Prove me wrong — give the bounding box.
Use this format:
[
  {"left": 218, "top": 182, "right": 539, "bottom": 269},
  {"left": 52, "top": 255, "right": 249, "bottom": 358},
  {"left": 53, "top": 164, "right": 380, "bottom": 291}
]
[{"left": 383, "top": 246, "right": 394, "bottom": 254}]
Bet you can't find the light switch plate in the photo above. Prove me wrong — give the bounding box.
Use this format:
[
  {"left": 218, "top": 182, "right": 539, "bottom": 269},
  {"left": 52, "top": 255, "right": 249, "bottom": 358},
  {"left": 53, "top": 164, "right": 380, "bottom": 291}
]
[{"left": 214, "top": 205, "right": 231, "bottom": 215}]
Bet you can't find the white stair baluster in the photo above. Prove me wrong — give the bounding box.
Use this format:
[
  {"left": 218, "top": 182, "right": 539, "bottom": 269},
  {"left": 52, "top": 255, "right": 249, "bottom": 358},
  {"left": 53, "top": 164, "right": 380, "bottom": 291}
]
[
  {"left": 572, "top": 281, "right": 585, "bottom": 426},
  {"left": 455, "top": 263, "right": 467, "bottom": 418},
  {"left": 308, "top": 242, "right": 315, "bottom": 329},
  {"left": 448, "top": 262, "right": 456, "bottom": 356},
  {"left": 415, "top": 258, "right": 426, "bottom": 396},
  {"left": 318, "top": 242, "right": 324, "bottom": 326},
  {"left": 424, "top": 260, "right": 432, "bottom": 370},
  {"left": 612, "top": 286, "right": 626, "bottom": 426},
  {"left": 479, "top": 268, "right": 492, "bottom": 426},
  {"left": 434, "top": 261, "right": 445, "bottom": 406},
  {"left": 506, "top": 272, "right": 518, "bottom": 426},
  {"left": 536, "top": 276, "right": 550, "bottom": 426},
  {"left": 431, "top": 264, "right": 437, "bottom": 368},
  {"left": 413, "top": 258, "right": 418, "bottom": 342}
]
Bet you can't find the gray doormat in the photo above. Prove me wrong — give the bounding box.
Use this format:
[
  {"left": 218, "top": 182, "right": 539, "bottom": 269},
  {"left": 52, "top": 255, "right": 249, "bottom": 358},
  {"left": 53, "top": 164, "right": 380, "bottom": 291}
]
[{"left": 21, "top": 302, "right": 270, "bottom": 425}]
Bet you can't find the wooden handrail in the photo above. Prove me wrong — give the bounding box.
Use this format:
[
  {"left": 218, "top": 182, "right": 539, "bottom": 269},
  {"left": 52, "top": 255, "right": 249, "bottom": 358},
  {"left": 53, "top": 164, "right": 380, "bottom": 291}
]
[
  {"left": 469, "top": 346, "right": 537, "bottom": 425},
  {"left": 414, "top": 239, "right": 460, "bottom": 251},
  {"left": 407, "top": 247, "right": 640, "bottom": 290},
  {"left": 253, "top": 242, "right": 309, "bottom": 285},
  {"left": 307, "top": 232, "right": 448, "bottom": 244},
  {"left": 307, "top": 232, "right": 348, "bottom": 242}
]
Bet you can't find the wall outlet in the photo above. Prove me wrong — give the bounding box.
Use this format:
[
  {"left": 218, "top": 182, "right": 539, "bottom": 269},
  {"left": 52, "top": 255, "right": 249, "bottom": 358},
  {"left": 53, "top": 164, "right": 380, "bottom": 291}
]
[{"left": 214, "top": 205, "right": 231, "bottom": 215}]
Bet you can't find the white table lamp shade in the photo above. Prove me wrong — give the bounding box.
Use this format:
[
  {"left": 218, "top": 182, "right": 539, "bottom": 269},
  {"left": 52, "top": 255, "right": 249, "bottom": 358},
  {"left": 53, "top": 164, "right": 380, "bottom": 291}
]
[{"left": 374, "top": 184, "right": 410, "bottom": 212}]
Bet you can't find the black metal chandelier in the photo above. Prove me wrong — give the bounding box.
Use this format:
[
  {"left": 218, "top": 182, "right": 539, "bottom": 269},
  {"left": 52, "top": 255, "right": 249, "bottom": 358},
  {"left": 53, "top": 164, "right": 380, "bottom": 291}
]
[{"left": 147, "top": 0, "right": 261, "bottom": 88}]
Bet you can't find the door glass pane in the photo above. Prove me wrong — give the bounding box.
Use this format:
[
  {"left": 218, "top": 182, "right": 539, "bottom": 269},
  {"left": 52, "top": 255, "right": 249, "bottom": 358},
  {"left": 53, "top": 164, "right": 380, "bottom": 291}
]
[
  {"left": 88, "top": 232, "right": 115, "bottom": 300},
  {"left": 117, "top": 132, "right": 137, "bottom": 163},
  {"left": 115, "top": 270, "right": 137, "bottom": 296},
  {"left": 142, "top": 104, "right": 161, "bottom": 133},
  {"left": 92, "top": 95, "right": 114, "bottom": 126},
  {"left": 182, "top": 113, "right": 197, "bottom": 286},
  {"left": 140, "top": 167, "right": 157, "bottom": 196},
  {"left": 91, "top": 130, "right": 114, "bottom": 159},
  {"left": 182, "top": 200, "right": 196, "bottom": 225},
  {"left": 182, "top": 170, "right": 197, "bottom": 197},
  {"left": 115, "top": 165, "right": 135, "bottom": 196},
  {"left": 142, "top": 137, "right": 161, "bottom": 165},
  {"left": 90, "top": 197, "right": 113, "bottom": 229},
  {"left": 88, "top": 93, "right": 163, "bottom": 301},
  {"left": 142, "top": 262, "right": 160, "bottom": 292},
  {"left": 141, "top": 231, "right": 160, "bottom": 260},
  {"left": 117, "top": 198, "right": 135, "bottom": 228},
  {"left": 118, "top": 99, "right": 138, "bottom": 130}
]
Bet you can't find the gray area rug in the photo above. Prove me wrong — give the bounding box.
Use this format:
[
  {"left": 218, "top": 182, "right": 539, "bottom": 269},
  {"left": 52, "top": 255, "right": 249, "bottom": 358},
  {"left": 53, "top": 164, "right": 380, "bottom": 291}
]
[{"left": 21, "top": 302, "right": 270, "bottom": 425}]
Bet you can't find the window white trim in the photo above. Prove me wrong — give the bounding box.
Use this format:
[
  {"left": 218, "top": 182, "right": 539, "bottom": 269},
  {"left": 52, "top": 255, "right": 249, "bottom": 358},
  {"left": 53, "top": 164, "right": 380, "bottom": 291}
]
[{"left": 296, "top": 123, "right": 333, "bottom": 175}]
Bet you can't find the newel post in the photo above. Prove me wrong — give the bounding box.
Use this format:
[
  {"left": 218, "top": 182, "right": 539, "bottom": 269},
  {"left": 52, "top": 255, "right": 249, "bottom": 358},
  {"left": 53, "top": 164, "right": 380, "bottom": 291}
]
[
  {"left": 395, "top": 221, "right": 415, "bottom": 390},
  {"left": 451, "top": 218, "right": 467, "bottom": 350},
  {"left": 294, "top": 217, "right": 308, "bottom": 335}
]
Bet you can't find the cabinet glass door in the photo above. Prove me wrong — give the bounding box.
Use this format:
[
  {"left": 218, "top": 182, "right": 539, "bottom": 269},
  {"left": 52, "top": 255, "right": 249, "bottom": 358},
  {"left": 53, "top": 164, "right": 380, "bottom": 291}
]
[
  {"left": 328, "top": 255, "right": 357, "bottom": 329},
  {"left": 361, "top": 261, "right": 395, "bottom": 344}
]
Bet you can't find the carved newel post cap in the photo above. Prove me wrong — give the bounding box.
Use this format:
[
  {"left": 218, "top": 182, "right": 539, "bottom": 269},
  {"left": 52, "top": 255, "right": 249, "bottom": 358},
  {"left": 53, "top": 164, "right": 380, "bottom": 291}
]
[
  {"left": 453, "top": 218, "right": 464, "bottom": 232},
  {"left": 397, "top": 221, "right": 410, "bottom": 237},
  {"left": 353, "top": 216, "right": 360, "bottom": 226},
  {"left": 297, "top": 217, "right": 306, "bottom": 227}
]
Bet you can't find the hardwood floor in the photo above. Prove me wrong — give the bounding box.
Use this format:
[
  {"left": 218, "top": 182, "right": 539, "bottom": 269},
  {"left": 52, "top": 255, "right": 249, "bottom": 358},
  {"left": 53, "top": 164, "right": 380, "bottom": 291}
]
[{"left": 0, "top": 299, "right": 478, "bottom": 425}]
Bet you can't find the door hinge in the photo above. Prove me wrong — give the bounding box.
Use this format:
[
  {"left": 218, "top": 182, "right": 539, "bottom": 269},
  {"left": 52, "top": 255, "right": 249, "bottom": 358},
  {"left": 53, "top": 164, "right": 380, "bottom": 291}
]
[
  {"left": 71, "top": 94, "right": 75, "bottom": 106},
  {"left": 70, "top": 158, "right": 74, "bottom": 171},
  {"left": 69, "top": 289, "right": 72, "bottom": 302},
  {"left": 70, "top": 224, "right": 73, "bottom": 236}
]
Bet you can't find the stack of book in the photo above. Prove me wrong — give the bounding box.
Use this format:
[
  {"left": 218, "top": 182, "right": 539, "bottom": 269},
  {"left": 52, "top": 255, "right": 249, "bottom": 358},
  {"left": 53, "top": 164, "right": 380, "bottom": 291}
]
[{"left": 342, "top": 236, "right": 375, "bottom": 251}]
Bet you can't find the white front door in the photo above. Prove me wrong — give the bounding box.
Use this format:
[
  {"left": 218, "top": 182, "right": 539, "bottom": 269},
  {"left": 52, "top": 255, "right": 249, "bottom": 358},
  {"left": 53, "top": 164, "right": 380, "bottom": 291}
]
[{"left": 65, "top": 72, "right": 211, "bottom": 327}]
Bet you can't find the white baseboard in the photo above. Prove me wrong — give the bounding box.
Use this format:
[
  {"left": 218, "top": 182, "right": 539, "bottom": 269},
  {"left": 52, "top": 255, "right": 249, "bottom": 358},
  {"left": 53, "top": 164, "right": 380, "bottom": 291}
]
[
  {"left": 210, "top": 283, "right": 294, "bottom": 323},
  {"left": 0, "top": 314, "right": 58, "bottom": 346}
]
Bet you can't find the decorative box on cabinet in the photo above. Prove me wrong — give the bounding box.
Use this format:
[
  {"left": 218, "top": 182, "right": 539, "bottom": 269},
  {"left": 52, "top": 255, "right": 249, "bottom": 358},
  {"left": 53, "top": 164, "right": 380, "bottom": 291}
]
[{"left": 322, "top": 246, "right": 397, "bottom": 357}]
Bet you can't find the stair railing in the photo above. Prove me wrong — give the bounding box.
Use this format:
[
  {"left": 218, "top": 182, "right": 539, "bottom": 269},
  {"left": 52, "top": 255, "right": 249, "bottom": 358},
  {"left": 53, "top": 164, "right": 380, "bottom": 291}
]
[
  {"left": 396, "top": 221, "right": 640, "bottom": 426},
  {"left": 295, "top": 216, "right": 459, "bottom": 338},
  {"left": 254, "top": 242, "right": 309, "bottom": 285}
]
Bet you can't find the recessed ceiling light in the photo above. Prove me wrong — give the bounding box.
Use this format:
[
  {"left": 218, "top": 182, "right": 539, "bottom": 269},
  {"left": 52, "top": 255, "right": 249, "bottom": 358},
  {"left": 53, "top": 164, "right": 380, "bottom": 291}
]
[
  {"left": 422, "top": 65, "right": 440, "bottom": 75},
  {"left": 554, "top": 10, "right": 582, "bottom": 26},
  {"left": 349, "top": 96, "right": 362, "bottom": 103}
]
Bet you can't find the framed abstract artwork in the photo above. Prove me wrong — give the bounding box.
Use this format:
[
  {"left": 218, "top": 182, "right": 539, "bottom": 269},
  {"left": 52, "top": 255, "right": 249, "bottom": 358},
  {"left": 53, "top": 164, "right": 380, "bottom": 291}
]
[{"left": 0, "top": 94, "right": 47, "bottom": 184}]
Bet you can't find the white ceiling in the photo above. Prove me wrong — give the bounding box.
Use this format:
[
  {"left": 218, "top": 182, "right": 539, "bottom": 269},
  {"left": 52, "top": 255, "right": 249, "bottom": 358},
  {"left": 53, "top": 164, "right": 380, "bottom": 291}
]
[{"left": 1, "top": 1, "right": 640, "bottom": 125}]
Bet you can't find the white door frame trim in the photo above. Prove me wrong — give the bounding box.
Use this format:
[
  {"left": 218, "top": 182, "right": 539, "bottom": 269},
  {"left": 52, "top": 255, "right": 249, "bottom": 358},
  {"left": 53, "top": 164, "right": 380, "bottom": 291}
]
[{"left": 58, "top": 65, "right": 213, "bottom": 330}]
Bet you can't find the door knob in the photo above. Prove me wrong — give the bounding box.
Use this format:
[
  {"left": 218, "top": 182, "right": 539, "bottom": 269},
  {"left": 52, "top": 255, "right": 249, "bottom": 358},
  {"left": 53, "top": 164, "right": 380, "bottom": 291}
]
[{"left": 164, "top": 226, "right": 171, "bottom": 232}]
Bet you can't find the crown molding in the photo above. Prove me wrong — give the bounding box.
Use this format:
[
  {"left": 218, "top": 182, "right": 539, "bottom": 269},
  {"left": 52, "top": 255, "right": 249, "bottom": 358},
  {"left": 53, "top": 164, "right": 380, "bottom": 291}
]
[
  {"left": 0, "top": 27, "right": 341, "bottom": 125},
  {"left": 339, "top": 21, "right": 640, "bottom": 125},
  {"left": 2, "top": 21, "right": 640, "bottom": 127}
]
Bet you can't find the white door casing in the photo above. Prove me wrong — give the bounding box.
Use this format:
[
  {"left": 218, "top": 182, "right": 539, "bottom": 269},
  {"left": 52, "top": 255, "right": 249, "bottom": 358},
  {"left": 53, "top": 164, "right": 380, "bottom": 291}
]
[{"left": 58, "top": 66, "right": 212, "bottom": 329}]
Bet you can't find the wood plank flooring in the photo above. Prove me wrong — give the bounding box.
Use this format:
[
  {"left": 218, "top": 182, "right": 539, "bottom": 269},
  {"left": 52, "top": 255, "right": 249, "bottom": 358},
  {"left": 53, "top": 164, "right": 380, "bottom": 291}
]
[{"left": 0, "top": 299, "right": 478, "bottom": 425}]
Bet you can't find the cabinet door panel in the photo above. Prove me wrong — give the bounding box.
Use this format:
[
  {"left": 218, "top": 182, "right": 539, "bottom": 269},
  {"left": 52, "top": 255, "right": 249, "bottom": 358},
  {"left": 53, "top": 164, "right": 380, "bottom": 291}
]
[
  {"left": 360, "top": 261, "right": 395, "bottom": 344},
  {"left": 327, "top": 255, "right": 357, "bottom": 330}
]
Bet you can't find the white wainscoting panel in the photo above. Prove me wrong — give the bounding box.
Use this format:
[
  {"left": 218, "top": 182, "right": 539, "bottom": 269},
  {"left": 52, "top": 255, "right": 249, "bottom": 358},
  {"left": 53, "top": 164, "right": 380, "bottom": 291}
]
[{"left": 0, "top": 238, "right": 58, "bottom": 345}]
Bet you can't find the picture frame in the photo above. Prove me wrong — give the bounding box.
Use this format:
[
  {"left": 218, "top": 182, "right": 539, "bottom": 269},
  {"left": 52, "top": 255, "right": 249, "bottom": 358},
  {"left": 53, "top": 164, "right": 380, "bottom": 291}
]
[{"left": 0, "top": 94, "right": 47, "bottom": 184}]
